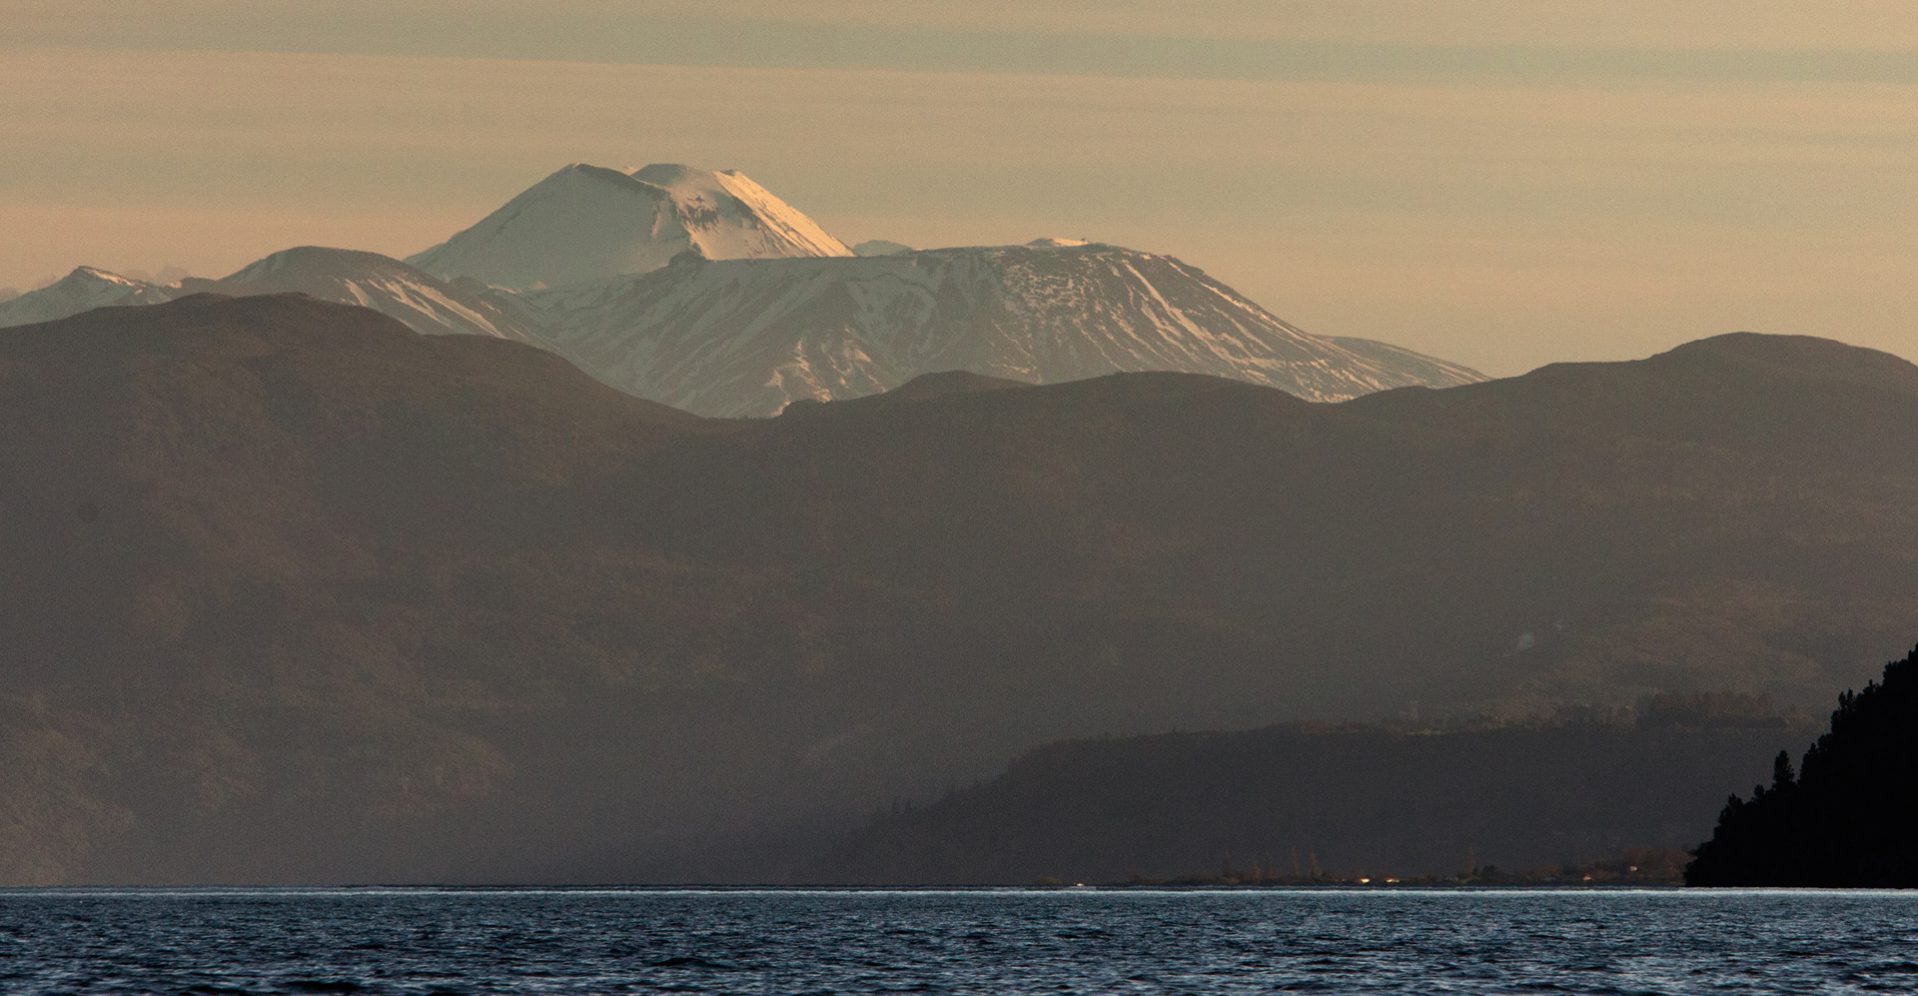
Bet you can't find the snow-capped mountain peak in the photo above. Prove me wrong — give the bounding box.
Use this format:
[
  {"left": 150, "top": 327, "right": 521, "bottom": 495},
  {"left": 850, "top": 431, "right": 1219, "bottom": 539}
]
[
  {"left": 206, "top": 246, "right": 547, "bottom": 344},
  {"left": 68, "top": 265, "right": 147, "bottom": 287},
  {"left": 221, "top": 245, "right": 404, "bottom": 283},
  {"left": 0, "top": 265, "right": 177, "bottom": 328},
  {"left": 405, "top": 162, "right": 852, "bottom": 291}
]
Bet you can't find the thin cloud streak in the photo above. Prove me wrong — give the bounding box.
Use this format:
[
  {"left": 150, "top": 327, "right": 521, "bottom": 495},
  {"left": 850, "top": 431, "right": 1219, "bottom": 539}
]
[{"left": 7, "top": 3, "right": 1918, "bottom": 88}]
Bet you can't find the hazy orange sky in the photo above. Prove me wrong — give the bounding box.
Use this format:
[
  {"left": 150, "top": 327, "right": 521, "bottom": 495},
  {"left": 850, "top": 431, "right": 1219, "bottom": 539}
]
[{"left": 5, "top": 1, "right": 1917, "bottom": 374}]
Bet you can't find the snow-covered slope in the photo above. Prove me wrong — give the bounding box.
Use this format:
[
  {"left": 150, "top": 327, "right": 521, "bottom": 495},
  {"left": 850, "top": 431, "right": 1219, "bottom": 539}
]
[
  {"left": 0, "top": 251, "right": 546, "bottom": 345},
  {"left": 1324, "top": 336, "right": 1489, "bottom": 392},
  {"left": 516, "top": 242, "right": 1486, "bottom": 417},
  {"left": 407, "top": 163, "right": 852, "bottom": 291},
  {"left": 205, "top": 247, "right": 545, "bottom": 343},
  {"left": 0, "top": 267, "right": 177, "bottom": 328}
]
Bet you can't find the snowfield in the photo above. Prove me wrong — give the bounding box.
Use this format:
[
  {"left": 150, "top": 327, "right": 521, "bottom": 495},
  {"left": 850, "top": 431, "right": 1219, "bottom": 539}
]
[{"left": 514, "top": 242, "right": 1485, "bottom": 417}]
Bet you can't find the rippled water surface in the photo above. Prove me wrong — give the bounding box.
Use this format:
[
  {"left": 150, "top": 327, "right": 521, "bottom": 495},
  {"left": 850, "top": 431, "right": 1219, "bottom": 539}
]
[{"left": 3, "top": 888, "right": 1916, "bottom": 994}]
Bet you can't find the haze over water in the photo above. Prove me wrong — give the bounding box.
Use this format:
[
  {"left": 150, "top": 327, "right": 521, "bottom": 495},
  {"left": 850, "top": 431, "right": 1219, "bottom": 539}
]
[{"left": 5, "top": 888, "right": 1915, "bottom": 994}]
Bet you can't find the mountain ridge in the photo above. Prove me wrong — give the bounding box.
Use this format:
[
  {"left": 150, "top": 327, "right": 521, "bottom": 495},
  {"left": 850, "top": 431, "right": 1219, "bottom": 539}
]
[
  {"left": 1, "top": 295, "right": 1915, "bottom": 884},
  {"left": 812, "top": 718, "right": 1808, "bottom": 884}
]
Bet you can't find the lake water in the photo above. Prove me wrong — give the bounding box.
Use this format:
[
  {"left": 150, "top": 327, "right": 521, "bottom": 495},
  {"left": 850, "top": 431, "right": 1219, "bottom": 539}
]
[{"left": 2, "top": 888, "right": 1914, "bottom": 994}]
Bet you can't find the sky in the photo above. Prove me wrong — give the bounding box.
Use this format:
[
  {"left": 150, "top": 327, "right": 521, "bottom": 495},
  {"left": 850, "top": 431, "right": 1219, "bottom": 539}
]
[{"left": 4, "top": 0, "right": 1917, "bottom": 375}]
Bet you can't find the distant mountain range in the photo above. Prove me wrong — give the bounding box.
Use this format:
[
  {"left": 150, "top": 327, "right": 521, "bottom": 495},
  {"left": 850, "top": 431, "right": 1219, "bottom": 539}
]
[
  {"left": 0, "top": 248, "right": 542, "bottom": 344},
  {"left": 1, "top": 294, "right": 1913, "bottom": 884},
  {"left": 0, "top": 163, "right": 1484, "bottom": 415}
]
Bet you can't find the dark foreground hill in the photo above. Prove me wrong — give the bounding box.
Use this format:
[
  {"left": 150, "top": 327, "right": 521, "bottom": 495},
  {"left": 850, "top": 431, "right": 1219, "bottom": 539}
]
[
  {"left": 0, "top": 294, "right": 723, "bottom": 884},
  {"left": 2, "top": 296, "right": 1916, "bottom": 883},
  {"left": 1687, "top": 645, "right": 1918, "bottom": 886},
  {"left": 811, "top": 709, "right": 1808, "bottom": 884}
]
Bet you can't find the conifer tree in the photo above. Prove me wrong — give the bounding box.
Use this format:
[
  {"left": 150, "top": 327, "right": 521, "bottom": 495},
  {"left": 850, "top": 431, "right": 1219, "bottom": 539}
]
[{"left": 1687, "top": 645, "right": 1918, "bottom": 886}]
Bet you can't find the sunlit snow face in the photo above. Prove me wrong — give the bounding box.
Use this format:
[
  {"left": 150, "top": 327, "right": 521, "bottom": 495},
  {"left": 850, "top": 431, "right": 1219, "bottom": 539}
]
[{"left": 405, "top": 164, "right": 852, "bottom": 293}]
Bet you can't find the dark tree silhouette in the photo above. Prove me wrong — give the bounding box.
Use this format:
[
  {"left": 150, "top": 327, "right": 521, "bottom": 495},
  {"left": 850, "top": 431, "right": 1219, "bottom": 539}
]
[{"left": 1687, "top": 644, "right": 1918, "bottom": 886}]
